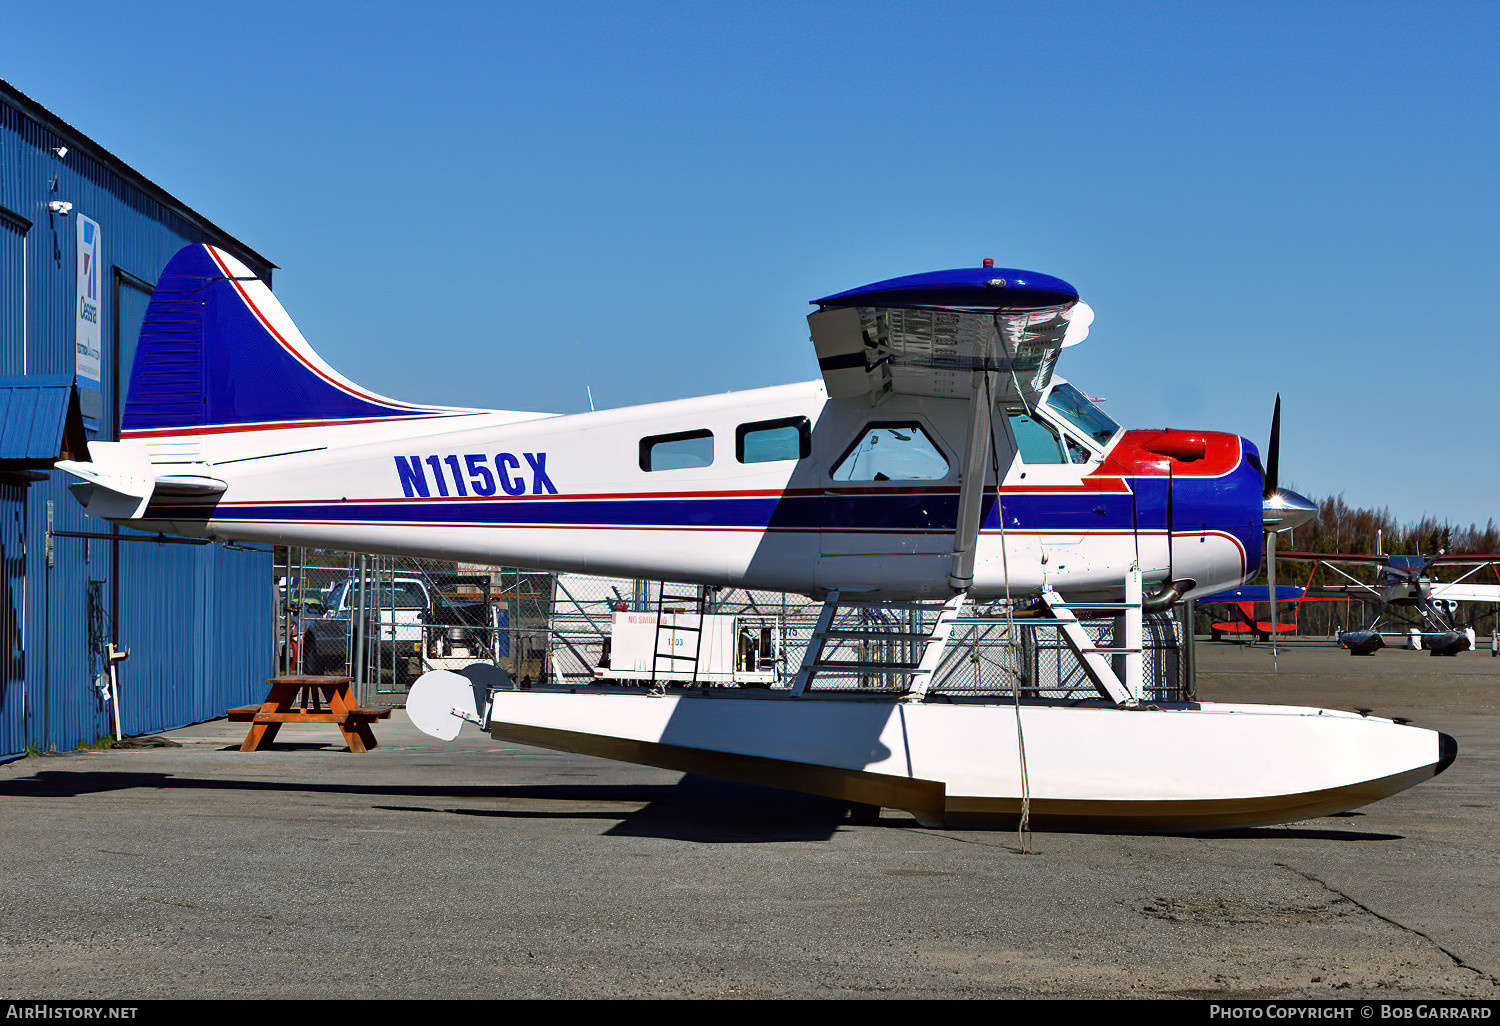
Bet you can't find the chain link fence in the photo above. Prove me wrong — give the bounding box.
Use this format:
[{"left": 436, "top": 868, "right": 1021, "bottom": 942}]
[
  {"left": 274, "top": 550, "right": 553, "bottom": 705},
  {"left": 547, "top": 573, "right": 1193, "bottom": 701},
  {"left": 929, "top": 609, "right": 1190, "bottom": 702},
  {"left": 275, "top": 553, "right": 1195, "bottom": 705}
]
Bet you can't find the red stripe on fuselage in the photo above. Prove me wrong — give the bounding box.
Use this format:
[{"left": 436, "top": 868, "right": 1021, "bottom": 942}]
[
  {"left": 120, "top": 412, "right": 475, "bottom": 439},
  {"left": 221, "top": 480, "right": 1135, "bottom": 506}
]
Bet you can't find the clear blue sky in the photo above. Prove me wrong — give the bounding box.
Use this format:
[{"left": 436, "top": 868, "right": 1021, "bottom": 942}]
[{"left": 4, "top": 1, "right": 1496, "bottom": 528}]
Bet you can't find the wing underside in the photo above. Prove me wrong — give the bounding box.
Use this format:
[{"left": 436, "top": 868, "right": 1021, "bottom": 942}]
[
  {"left": 809, "top": 301, "right": 1092, "bottom": 404},
  {"left": 1427, "top": 583, "right": 1500, "bottom": 603}
]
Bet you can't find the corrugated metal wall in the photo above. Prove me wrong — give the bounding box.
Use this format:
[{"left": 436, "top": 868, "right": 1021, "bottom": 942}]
[
  {"left": 0, "top": 212, "right": 24, "bottom": 753},
  {"left": 0, "top": 212, "right": 23, "bottom": 375},
  {"left": 0, "top": 481, "right": 23, "bottom": 754},
  {"left": 0, "top": 84, "right": 273, "bottom": 757},
  {"left": 113, "top": 537, "right": 268, "bottom": 736}
]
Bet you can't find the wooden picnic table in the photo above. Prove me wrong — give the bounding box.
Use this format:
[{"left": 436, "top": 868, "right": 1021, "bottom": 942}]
[{"left": 228, "top": 675, "right": 392, "bottom": 753}]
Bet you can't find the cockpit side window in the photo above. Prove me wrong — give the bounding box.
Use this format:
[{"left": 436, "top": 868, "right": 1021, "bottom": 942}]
[
  {"left": 1006, "top": 410, "right": 1067, "bottom": 464},
  {"left": 1044, "top": 382, "right": 1119, "bottom": 447},
  {"left": 832, "top": 423, "right": 950, "bottom": 482}
]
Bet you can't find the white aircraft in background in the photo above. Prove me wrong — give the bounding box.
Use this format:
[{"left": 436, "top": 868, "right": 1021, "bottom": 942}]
[
  {"left": 1279, "top": 545, "right": 1500, "bottom": 655},
  {"left": 57, "top": 244, "right": 1453, "bottom": 832}
]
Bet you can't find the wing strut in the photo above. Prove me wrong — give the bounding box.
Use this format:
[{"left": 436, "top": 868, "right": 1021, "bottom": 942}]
[{"left": 948, "top": 368, "right": 1000, "bottom": 591}]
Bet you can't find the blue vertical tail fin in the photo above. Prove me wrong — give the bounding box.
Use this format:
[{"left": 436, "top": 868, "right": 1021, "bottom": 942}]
[{"left": 122, "top": 244, "right": 460, "bottom": 437}]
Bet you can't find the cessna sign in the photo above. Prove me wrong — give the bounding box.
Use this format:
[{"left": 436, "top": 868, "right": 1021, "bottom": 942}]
[{"left": 75, "top": 214, "right": 101, "bottom": 384}]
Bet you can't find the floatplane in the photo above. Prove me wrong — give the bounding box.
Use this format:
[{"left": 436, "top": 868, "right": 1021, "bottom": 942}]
[
  {"left": 1280, "top": 544, "right": 1500, "bottom": 656},
  {"left": 58, "top": 245, "right": 1455, "bottom": 831}
]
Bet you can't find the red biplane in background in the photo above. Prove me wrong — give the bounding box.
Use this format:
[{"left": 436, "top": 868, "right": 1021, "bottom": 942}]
[
  {"left": 1196, "top": 584, "right": 1352, "bottom": 643},
  {"left": 1201, "top": 585, "right": 1308, "bottom": 642}
]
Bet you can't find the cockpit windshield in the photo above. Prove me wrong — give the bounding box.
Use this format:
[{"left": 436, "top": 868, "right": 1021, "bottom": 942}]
[{"left": 1044, "top": 382, "right": 1119, "bottom": 448}]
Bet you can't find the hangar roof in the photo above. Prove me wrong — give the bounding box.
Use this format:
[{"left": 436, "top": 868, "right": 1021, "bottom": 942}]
[{"left": 0, "top": 78, "right": 276, "bottom": 277}]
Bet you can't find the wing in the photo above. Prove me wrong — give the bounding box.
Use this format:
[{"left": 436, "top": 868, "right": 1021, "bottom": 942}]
[
  {"left": 807, "top": 264, "right": 1092, "bottom": 590},
  {"left": 1196, "top": 585, "right": 1306, "bottom": 603},
  {"left": 809, "top": 266, "right": 1091, "bottom": 403},
  {"left": 1427, "top": 583, "right": 1500, "bottom": 603},
  {"left": 1276, "top": 551, "right": 1390, "bottom": 564}
]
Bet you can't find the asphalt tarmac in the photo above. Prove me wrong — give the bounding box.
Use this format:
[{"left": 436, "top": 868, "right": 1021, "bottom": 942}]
[{"left": 0, "top": 641, "right": 1496, "bottom": 1000}]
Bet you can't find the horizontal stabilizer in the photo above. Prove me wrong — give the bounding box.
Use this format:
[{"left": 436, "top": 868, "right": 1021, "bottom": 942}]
[
  {"left": 55, "top": 443, "right": 154, "bottom": 520},
  {"left": 151, "top": 475, "right": 227, "bottom": 497},
  {"left": 55, "top": 443, "right": 228, "bottom": 520}
]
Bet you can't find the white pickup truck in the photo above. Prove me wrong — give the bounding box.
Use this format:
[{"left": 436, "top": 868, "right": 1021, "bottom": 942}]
[{"left": 301, "top": 574, "right": 496, "bottom": 684}]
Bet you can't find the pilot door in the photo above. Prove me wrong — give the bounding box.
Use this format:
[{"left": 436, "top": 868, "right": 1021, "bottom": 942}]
[
  {"left": 997, "top": 404, "right": 1111, "bottom": 579},
  {"left": 815, "top": 401, "right": 967, "bottom": 568}
]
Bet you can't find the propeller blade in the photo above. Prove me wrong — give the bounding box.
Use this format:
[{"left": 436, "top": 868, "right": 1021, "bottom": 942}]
[{"left": 1263, "top": 394, "right": 1281, "bottom": 500}]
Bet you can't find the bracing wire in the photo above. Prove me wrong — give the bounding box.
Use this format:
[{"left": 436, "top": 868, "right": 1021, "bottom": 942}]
[
  {"left": 984, "top": 310, "right": 1039, "bottom": 851},
  {"left": 981, "top": 372, "right": 1031, "bottom": 851}
]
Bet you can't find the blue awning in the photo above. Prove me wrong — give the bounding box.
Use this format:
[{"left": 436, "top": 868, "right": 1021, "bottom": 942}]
[{"left": 0, "top": 375, "right": 88, "bottom": 465}]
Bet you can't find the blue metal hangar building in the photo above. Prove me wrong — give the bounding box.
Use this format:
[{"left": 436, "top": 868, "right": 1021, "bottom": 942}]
[{"left": 0, "top": 80, "right": 272, "bottom": 758}]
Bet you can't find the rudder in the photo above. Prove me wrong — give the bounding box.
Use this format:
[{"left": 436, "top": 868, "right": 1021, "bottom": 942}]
[{"left": 122, "top": 245, "right": 450, "bottom": 437}]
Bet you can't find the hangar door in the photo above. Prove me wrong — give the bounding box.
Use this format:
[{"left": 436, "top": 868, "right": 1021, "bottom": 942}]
[
  {"left": 110, "top": 271, "right": 197, "bottom": 734},
  {"left": 0, "top": 212, "right": 25, "bottom": 756}
]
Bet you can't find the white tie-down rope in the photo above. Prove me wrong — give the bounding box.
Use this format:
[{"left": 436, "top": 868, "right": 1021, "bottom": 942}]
[{"left": 982, "top": 323, "right": 1033, "bottom": 852}]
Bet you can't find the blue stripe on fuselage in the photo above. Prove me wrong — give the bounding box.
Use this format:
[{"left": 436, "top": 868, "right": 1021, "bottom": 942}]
[
  {"left": 144, "top": 465, "right": 1262, "bottom": 552},
  {"left": 140, "top": 438, "right": 1264, "bottom": 551}
]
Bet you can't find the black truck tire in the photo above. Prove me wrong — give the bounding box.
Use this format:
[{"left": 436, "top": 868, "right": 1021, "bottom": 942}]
[{"left": 302, "top": 634, "right": 323, "bottom": 675}]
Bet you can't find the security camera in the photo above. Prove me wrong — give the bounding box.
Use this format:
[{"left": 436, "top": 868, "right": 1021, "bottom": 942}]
[
  {"left": 48, "top": 201, "right": 71, "bottom": 215},
  {"left": 52, "top": 146, "right": 67, "bottom": 159}
]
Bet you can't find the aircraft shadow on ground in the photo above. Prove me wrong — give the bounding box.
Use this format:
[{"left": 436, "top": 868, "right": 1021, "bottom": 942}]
[
  {"left": 0, "top": 769, "right": 1410, "bottom": 843},
  {"left": 0, "top": 770, "right": 857, "bottom": 843},
  {"left": 601, "top": 776, "right": 856, "bottom": 842},
  {"left": 376, "top": 777, "right": 857, "bottom": 842},
  {"left": 0, "top": 768, "right": 677, "bottom": 802}
]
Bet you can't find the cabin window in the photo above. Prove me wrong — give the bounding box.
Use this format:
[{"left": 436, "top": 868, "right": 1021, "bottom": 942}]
[
  {"left": 737, "top": 416, "right": 811, "bottom": 464},
  {"left": 1044, "top": 382, "right": 1119, "bottom": 447},
  {"left": 832, "top": 423, "right": 949, "bottom": 482},
  {"left": 640, "top": 429, "right": 714, "bottom": 471},
  {"left": 1006, "top": 411, "right": 1067, "bottom": 464}
]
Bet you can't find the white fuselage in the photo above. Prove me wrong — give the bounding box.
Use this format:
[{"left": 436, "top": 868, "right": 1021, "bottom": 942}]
[{"left": 122, "top": 379, "right": 1253, "bottom": 600}]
